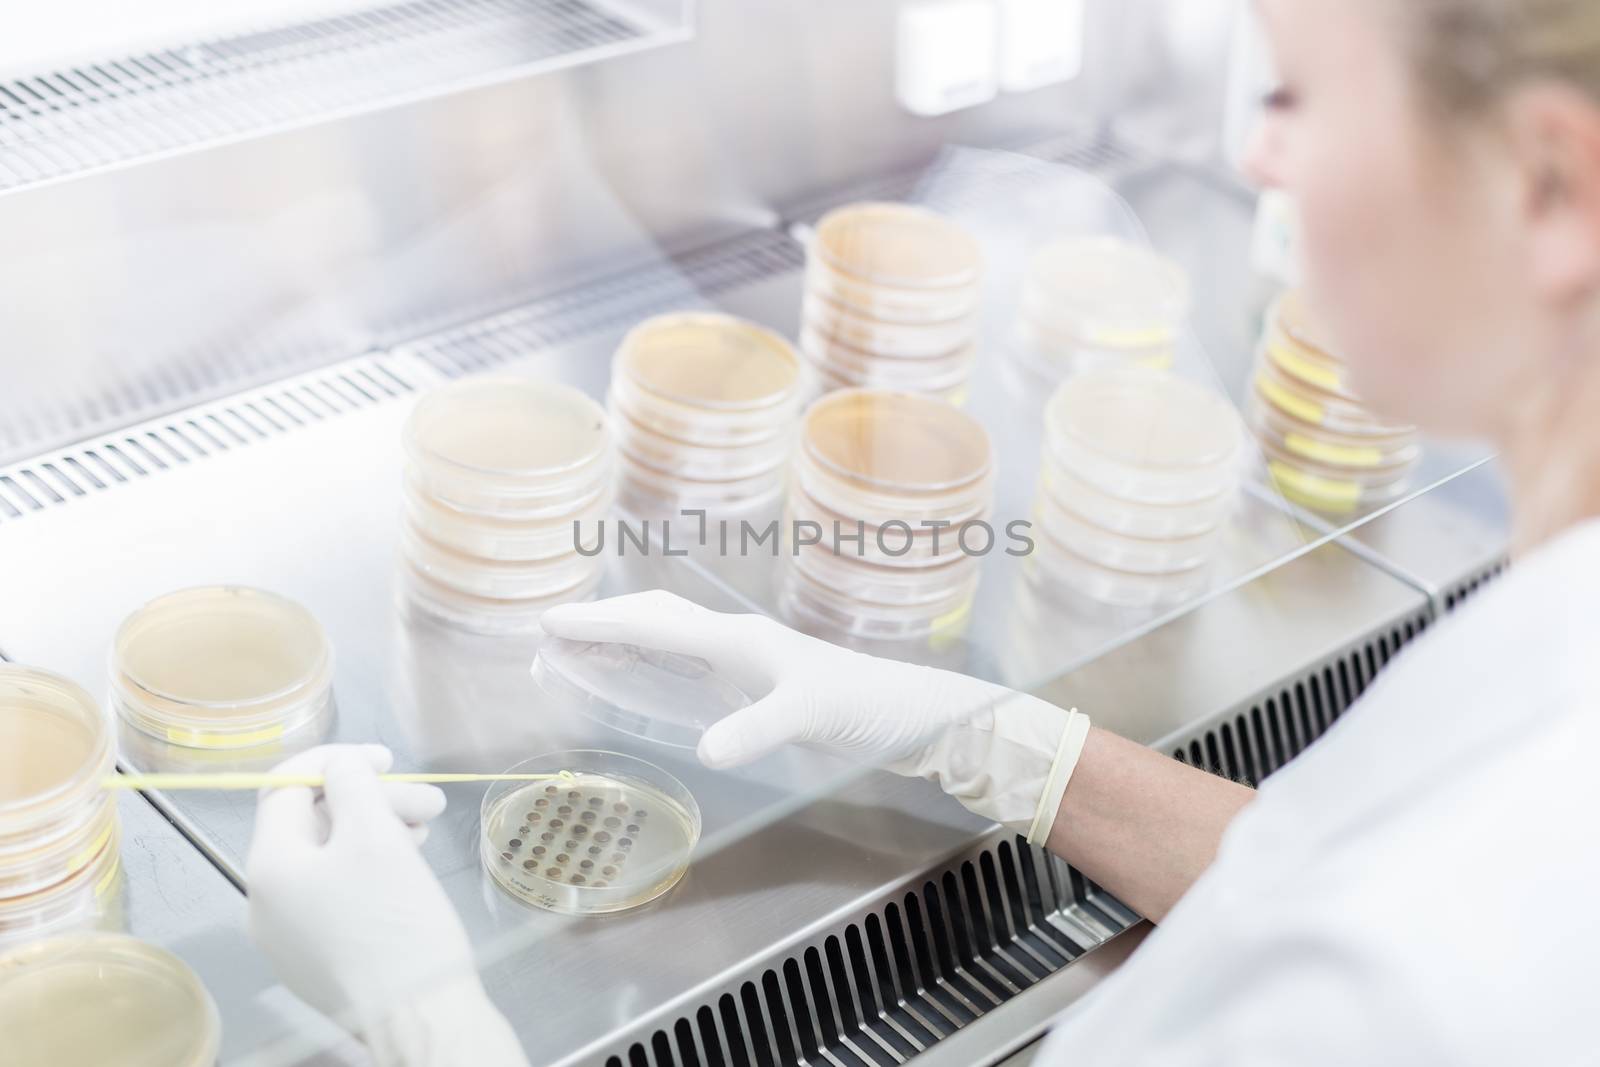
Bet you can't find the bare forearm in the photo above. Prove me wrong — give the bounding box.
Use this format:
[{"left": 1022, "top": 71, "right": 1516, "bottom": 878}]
[{"left": 1046, "top": 727, "right": 1254, "bottom": 923}]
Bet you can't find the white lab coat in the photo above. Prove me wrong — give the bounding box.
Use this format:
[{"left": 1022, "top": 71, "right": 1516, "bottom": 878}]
[{"left": 1038, "top": 519, "right": 1600, "bottom": 1066}]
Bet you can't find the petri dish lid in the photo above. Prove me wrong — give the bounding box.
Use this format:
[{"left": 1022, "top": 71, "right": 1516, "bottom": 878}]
[
  {"left": 0, "top": 667, "right": 111, "bottom": 830},
  {"left": 812, "top": 202, "right": 981, "bottom": 290},
  {"left": 1046, "top": 369, "right": 1242, "bottom": 471},
  {"left": 112, "top": 587, "right": 332, "bottom": 720},
  {"left": 1274, "top": 288, "right": 1342, "bottom": 359},
  {"left": 531, "top": 637, "right": 752, "bottom": 749},
  {"left": 616, "top": 313, "right": 802, "bottom": 413},
  {"left": 802, "top": 388, "right": 993, "bottom": 495},
  {"left": 0, "top": 933, "right": 219, "bottom": 1067},
  {"left": 1024, "top": 237, "right": 1190, "bottom": 342},
  {"left": 404, "top": 378, "right": 610, "bottom": 485}
]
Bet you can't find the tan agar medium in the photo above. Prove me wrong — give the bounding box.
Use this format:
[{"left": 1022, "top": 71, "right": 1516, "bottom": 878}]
[
  {"left": 618, "top": 313, "right": 801, "bottom": 412},
  {"left": 1023, "top": 237, "right": 1190, "bottom": 345},
  {"left": 0, "top": 933, "right": 219, "bottom": 1067},
  {"left": 813, "top": 202, "right": 981, "bottom": 291},
  {"left": 0, "top": 667, "right": 110, "bottom": 824},
  {"left": 802, "top": 389, "right": 991, "bottom": 495},
  {"left": 112, "top": 587, "right": 332, "bottom": 748},
  {"left": 406, "top": 377, "right": 609, "bottom": 479}
]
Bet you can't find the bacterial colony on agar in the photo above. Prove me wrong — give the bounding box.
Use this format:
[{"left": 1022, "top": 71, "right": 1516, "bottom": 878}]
[{"left": 480, "top": 753, "right": 700, "bottom": 916}]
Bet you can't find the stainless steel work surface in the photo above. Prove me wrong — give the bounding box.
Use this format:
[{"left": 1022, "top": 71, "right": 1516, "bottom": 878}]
[{"left": 117, "top": 790, "right": 364, "bottom": 1066}]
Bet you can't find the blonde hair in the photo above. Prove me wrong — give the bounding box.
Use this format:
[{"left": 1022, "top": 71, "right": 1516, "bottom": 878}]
[{"left": 1410, "top": 0, "right": 1600, "bottom": 113}]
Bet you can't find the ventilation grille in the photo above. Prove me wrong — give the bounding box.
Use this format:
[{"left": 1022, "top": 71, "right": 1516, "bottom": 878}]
[
  {"left": 594, "top": 838, "right": 1135, "bottom": 1067},
  {"left": 1441, "top": 559, "right": 1507, "bottom": 614},
  {"left": 0, "top": 358, "right": 414, "bottom": 522},
  {"left": 402, "top": 230, "right": 806, "bottom": 377},
  {"left": 0, "top": 0, "right": 674, "bottom": 192},
  {"left": 1171, "top": 612, "right": 1431, "bottom": 785}
]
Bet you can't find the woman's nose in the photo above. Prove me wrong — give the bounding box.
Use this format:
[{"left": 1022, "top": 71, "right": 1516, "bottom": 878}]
[{"left": 1241, "top": 120, "right": 1286, "bottom": 190}]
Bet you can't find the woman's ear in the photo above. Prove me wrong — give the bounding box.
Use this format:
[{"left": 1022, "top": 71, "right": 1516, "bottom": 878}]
[{"left": 1504, "top": 83, "right": 1600, "bottom": 308}]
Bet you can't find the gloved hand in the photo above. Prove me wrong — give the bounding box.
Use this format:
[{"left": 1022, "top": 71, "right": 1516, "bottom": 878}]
[
  {"left": 540, "top": 591, "right": 1091, "bottom": 844},
  {"left": 246, "top": 744, "right": 530, "bottom": 1067}
]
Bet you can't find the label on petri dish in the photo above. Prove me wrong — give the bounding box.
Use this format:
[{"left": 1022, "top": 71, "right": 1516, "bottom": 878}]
[
  {"left": 1283, "top": 432, "right": 1386, "bottom": 470},
  {"left": 1257, "top": 374, "right": 1326, "bottom": 426}
]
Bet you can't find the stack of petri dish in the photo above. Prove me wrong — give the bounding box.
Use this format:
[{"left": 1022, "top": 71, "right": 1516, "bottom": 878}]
[
  {"left": 111, "top": 587, "right": 335, "bottom": 768},
  {"left": 481, "top": 750, "right": 700, "bottom": 916},
  {"left": 798, "top": 202, "right": 983, "bottom": 403},
  {"left": 0, "top": 932, "right": 220, "bottom": 1066},
  {"left": 402, "top": 378, "right": 613, "bottom": 635},
  {"left": 0, "top": 667, "right": 121, "bottom": 949},
  {"left": 1010, "top": 236, "right": 1191, "bottom": 390},
  {"left": 608, "top": 312, "right": 806, "bottom": 517},
  {"left": 1030, "top": 369, "right": 1243, "bottom": 608},
  {"left": 1248, "top": 290, "right": 1421, "bottom": 514},
  {"left": 782, "top": 389, "right": 995, "bottom": 638}
]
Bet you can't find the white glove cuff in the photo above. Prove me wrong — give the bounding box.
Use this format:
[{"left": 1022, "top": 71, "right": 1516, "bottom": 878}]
[{"left": 1026, "top": 709, "right": 1091, "bottom": 846}]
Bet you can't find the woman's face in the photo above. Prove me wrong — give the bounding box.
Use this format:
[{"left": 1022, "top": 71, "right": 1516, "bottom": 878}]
[{"left": 1245, "top": 0, "right": 1539, "bottom": 437}]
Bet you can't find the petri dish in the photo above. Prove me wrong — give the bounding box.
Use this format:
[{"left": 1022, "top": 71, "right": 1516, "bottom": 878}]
[
  {"left": 803, "top": 292, "right": 977, "bottom": 359},
  {"left": 616, "top": 313, "right": 803, "bottom": 415},
  {"left": 402, "top": 527, "right": 603, "bottom": 602},
  {"left": 616, "top": 450, "right": 789, "bottom": 514},
  {"left": 779, "top": 562, "right": 977, "bottom": 640},
  {"left": 802, "top": 388, "right": 992, "bottom": 496},
  {"left": 481, "top": 751, "right": 699, "bottom": 915},
  {"left": 403, "top": 474, "right": 609, "bottom": 562},
  {"left": 1045, "top": 370, "right": 1242, "bottom": 505},
  {"left": 0, "top": 668, "right": 112, "bottom": 846},
  {"left": 806, "top": 255, "right": 979, "bottom": 325},
  {"left": 0, "top": 793, "right": 116, "bottom": 900},
  {"left": 1022, "top": 236, "right": 1190, "bottom": 347},
  {"left": 610, "top": 370, "right": 799, "bottom": 449},
  {"left": 1016, "top": 315, "right": 1175, "bottom": 375},
  {"left": 404, "top": 378, "right": 612, "bottom": 513},
  {"left": 0, "top": 933, "right": 219, "bottom": 1067},
  {"left": 531, "top": 638, "right": 751, "bottom": 749},
  {"left": 1274, "top": 288, "right": 1343, "bottom": 366},
  {"left": 1262, "top": 318, "right": 1358, "bottom": 401},
  {"left": 791, "top": 542, "right": 979, "bottom": 607},
  {"left": 111, "top": 587, "right": 333, "bottom": 750},
  {"left": 1029, "top": 528, "right": 1211, "bottom": 609},
  {"left": 1253, "top": 355, "right": 1415, "bottom": 439},
  {"left": 1033, "top": 497, "right": 1221, "bottom": 576},
  {"left": 609, "top": 402, "right": 795, "bottom": 482},
  {"left": 785, "top": 482, "right": 983, "bottom": 567},
  {"left": 1257, "top": 438, "right": 1414, "bottom": 515},
  {"left": 1247, "top": 390, "right": 1420, "bottom": 472},
  {"left": 798, "top": 324, "right": 977, "bottom": 394},
  {"left": 811, "top": 202, "right": 981, "bottom": 291},
  {"left": 399, "top": 559, "right": 601, "bottom": 637},
  {"left": 0, "top": 827, "right": 124, "bottom": 949},
  {"left": 1038, "top": 452, "right": 1233, "bottom": 540}
]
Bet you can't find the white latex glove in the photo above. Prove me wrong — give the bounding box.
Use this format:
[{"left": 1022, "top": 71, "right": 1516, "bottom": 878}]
[
  {"left": 247, "top": 744, "right": 530, "bottom": 1067},
  {"left": 540, "top": 591, "right": 1091, "bottom": 844}
]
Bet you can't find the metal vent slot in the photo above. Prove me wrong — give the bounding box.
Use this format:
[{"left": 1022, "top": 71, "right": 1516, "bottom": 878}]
[
  {"left": 1172, "top": 611, "right": 1431, "bottom": 785},
  {"left": 596, "top": 839, "right": 1133, "bottom": 1067},
  {"left": 0, "top": 358, "right": 414, "bottom": 523},
  {"left": 0, "top": 0, "right": 676, "bottom": 192},
  {"left": 402, "top": 230, "right": 807, "bottom": 378},
  {"left": 1441, "top": 560, "right": 1507, "bottom": 613}
]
